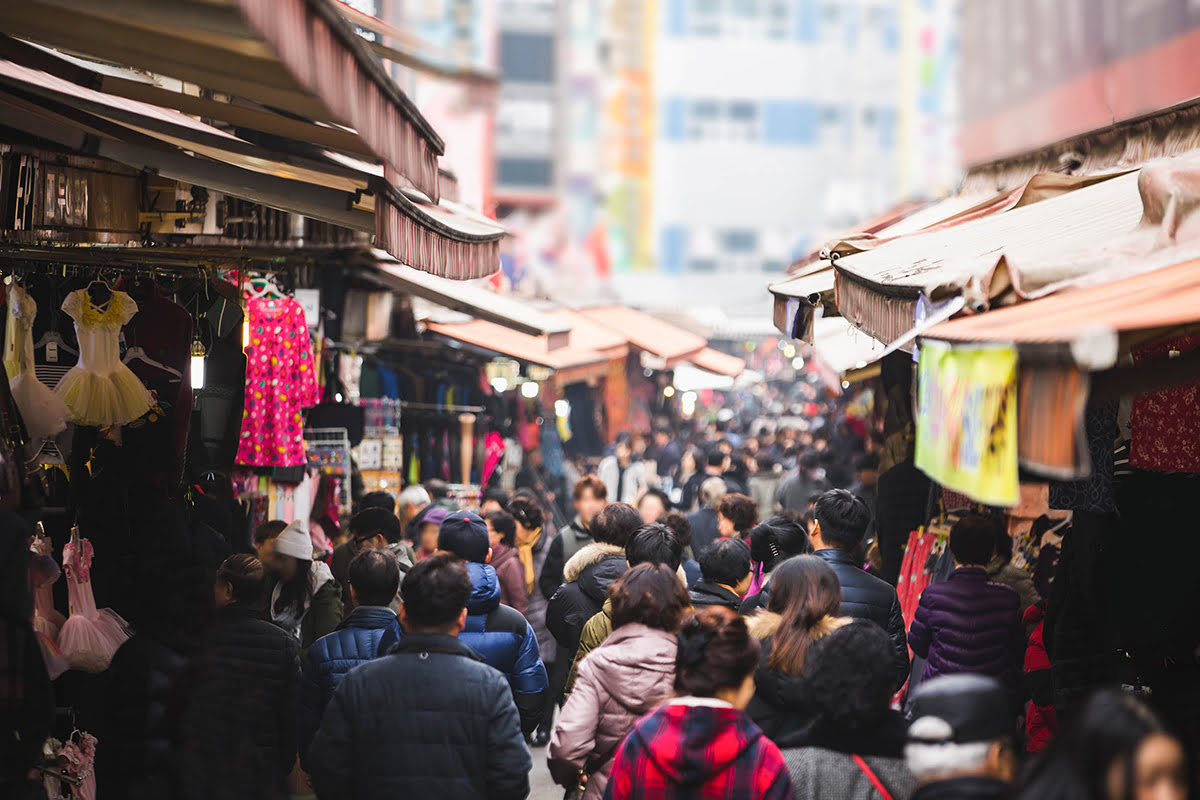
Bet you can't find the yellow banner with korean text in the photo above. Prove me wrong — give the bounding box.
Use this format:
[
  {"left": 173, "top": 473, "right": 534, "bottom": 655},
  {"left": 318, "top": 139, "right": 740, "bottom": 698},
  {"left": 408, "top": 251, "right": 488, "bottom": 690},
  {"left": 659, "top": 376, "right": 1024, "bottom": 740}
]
[{"left": 915, "top": 340, "right": 1019, "bottom": 507}]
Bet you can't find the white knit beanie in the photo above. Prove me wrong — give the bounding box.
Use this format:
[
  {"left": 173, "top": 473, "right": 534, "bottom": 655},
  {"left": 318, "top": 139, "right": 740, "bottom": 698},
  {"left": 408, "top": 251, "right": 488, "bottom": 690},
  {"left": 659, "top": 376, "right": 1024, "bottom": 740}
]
[{"left": 273, "top": 519, "right": 314, "bottom": 561}]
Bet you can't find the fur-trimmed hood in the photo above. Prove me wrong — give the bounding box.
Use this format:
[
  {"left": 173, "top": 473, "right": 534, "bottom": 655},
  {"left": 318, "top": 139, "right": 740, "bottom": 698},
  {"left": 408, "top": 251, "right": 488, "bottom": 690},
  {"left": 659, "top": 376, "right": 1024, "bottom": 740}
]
[
  {"left": 746, "top": 610, "right": 851, "bottom": 642},
  {"left": 563, "top": 542, "right": 626, "bottom": 583}
]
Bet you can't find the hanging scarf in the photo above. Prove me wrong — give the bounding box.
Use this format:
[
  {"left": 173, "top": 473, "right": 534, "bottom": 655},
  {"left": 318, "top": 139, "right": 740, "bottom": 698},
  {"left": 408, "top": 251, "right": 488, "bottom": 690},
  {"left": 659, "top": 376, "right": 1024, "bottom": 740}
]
[{"left": 516, "top": 527, "right": 542, "bottom": 594}]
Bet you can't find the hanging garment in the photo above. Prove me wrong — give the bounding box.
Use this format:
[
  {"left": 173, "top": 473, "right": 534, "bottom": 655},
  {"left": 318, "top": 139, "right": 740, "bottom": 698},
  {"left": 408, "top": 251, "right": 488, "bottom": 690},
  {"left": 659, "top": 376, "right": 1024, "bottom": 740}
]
[
  {"left": 1129, "top": 333, "right": 1200, "bottom": 473},
  {"left": 235, "top": 296, "right": 319, "bottom": 467},
  {"left": 53, "top": 290, "right": 152, "bottom": 427},
  {"left": 59, "top": 732, "right": 97, "bottom": 800},
  {"left": 57, "top": 537, "right": 130, "bottom": 673},
  {"left": 29, "top": 537, "right": 65, "bottom": 640},
  {"left": 4, "top": 285, "right": 71, "bottom": 440}
]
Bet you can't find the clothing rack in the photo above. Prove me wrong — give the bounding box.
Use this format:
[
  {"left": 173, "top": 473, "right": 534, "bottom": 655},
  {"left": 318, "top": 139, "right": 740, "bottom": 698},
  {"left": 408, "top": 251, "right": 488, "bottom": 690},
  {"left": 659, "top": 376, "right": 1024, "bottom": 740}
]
[{"left": 401, "top": 401, "right": 484, "bottom": 413}]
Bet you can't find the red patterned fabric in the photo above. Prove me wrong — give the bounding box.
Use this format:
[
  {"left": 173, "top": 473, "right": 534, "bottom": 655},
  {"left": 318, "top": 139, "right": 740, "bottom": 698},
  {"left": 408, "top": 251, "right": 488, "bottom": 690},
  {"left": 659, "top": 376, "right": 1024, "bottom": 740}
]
[
  {"left": 1023, "top": 603, "right": 1057, "bottom": 753},
  {"left": 1130, "top": 333, "right": 1200, "bottom": 473},
  {"left": 896, "top": 531, "right": 936, "bottom": 635},
  {"left": 603, "top": 702, "right": 793, "bottom": 800}
]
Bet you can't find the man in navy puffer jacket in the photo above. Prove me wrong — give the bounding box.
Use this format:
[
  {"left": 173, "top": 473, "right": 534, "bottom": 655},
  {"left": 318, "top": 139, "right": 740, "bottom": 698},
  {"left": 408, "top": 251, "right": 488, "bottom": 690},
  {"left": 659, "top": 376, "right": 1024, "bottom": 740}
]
[
  {"left": 378, "top": 510, "right": 549, "bottom": 733},
  {"left": 299, "top": 549, "right": 401, "bottom": 768}
]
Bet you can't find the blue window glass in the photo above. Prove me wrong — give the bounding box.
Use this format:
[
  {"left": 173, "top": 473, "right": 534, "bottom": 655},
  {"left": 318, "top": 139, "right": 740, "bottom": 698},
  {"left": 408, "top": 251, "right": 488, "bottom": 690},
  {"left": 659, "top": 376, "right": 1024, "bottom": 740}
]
[
  {"left": 795, "top": 0, "right": 819, "bottom": 41},
  {"left": 878, "top": 107, "right": 896, "bottom": 149},
  {"left": 764, "top": 101, "right": 818, "bottom": 145},
  {"left": 660, "top": 226, "right": 687, "bottom": 274},
  {"left": 662, "top": 97, "right": 686, "bottom": 141},
  {"left": 665, "top": 0, "right": 687, "bottom": 36}
]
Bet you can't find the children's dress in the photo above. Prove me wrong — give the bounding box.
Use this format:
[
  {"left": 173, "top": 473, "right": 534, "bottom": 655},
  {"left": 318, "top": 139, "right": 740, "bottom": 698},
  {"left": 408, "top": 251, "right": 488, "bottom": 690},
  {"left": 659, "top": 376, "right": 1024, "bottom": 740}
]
[
  {"left": 30, "top": 539, "right": 69, "bottom": 679},
  {"left": 57, "top": 537, "right": 130, "bottom": 673},
  {"left": 54, "top": 289, "right": 152, "bottom": 427},
  {"left": 4, "top": 284, "right": 71, "bottom": 440},
  {"left": 59, "top": 732, "right": 98, "bottom": 800}
]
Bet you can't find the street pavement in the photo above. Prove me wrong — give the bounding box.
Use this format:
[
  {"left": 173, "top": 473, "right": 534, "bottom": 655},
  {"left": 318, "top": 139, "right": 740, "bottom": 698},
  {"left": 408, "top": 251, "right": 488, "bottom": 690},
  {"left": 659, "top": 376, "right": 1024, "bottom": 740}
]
[{"left": 528, "top": 741, "right": 559, "bottom": 799}]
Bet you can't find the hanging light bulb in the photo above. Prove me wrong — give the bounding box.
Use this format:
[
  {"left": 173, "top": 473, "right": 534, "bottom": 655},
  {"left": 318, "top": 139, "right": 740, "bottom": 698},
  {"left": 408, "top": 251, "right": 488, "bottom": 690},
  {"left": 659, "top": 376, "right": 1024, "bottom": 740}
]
[
  {"left": 521, "top": 381, "right": 540, "bottom": 399},
  {"left": 242, "top": 316, "right": 250, "bottom": 351},
  {"left": 190, "top": 335, "right": 207, "bottom": 390}
]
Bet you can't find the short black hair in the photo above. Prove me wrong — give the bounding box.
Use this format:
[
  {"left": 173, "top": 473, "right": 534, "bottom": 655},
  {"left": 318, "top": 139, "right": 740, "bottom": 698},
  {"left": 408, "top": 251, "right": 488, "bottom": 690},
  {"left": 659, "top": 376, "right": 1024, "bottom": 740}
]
[
  {"left": 949, "top": 515, "right": 997, "bottom": 567},
  {"left": 484, "top": 510, "right": 516, "bottom": 547},
  {"left": 482, "top": 488, "right": 510, "bottom": 508},
  {"left": 661, "top": 511, "right": 693, "bottom": 550},
  {"left": 349, "top": 507, "right": 403, "bottom": 544},
  {"left": 699, "top": 538, "right": 751, "bottom": 587},
  {"left": 799, "top": 451, "right": 821, "bottom": 470},
  {"left": 638, "top": 488, "right": 672, "bottom": 514},
  {"left": 592, "top": 503, "right": 642, "bottom": 548},
  {"left": 400, "top": 553, "right": 471, "bottom": 629},
  {"left": 855, "top": 452, "right": 880, "bottom": 472},
  {"left": 358, "top": 490, "right": 396, "bottom": 514},
  {"left": 813, "top": 489, "right": 871, "bottom": 550},
  {"left": 750, "top": 515, "right": 812, "bottom": 572},
  {"left": 506, "top": 496, "right": 544, "bottom": 531},
  {"left": 707, "top": 450, "right": 727, "bottom": 469},
  {"left": 349, "top": 549, "right": 401, "bottom": 607},
  {"left": 424, "top": 478, "right": 450, "bottom": 499},
  {"left": 627, "top": 523, "right": 683, "bottom": 571},
  {"left": 217, "top": 553, "right": 265, "bottom": 606}
]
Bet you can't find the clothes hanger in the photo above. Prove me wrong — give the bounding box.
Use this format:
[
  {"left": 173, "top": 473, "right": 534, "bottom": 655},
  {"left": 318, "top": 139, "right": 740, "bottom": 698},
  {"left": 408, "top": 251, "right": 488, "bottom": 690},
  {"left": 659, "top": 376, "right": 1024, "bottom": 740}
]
[
  {"left": 85, "top": 272, "right": 115, "bottom": 307},
  {"left": 247, "top": 274, "right": 284, "bottom": 299},
  {"left": 123, "top": 346, "right": 182, "bottom": 380}
]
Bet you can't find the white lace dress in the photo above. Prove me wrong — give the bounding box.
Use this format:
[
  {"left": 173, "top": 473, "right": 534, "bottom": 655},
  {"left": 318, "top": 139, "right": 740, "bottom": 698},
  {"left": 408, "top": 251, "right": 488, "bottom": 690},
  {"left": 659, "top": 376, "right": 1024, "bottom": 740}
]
[{"left": 3, "top": 284, "right": 71, "bottom": 440}]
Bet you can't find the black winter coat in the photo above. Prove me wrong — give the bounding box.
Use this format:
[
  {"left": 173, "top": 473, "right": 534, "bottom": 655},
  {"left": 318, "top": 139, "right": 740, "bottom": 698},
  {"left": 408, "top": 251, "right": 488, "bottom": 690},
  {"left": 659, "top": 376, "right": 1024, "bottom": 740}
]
[
  {"left": 814, "top": 548, "right": 909, "bottom": 689},
  {"left": 309, "top": 633, "right": 531, "bottom": 800},
  {"left": 546, "top": 544, "right": 628, "bottom": 654},
  {"left": 179, "top": 604, "right": 300, "bottom": 800},
  {"left": 689, "top": 580, "right": 744, "bottom": 613}
]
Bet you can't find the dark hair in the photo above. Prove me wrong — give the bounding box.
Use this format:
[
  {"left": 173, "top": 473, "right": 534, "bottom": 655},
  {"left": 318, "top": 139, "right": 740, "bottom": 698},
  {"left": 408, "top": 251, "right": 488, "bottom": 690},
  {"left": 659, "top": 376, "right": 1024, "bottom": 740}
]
[
  {"left": 254, "top": 520, "right": 288, "bottom": 547},
  {"left": 424, "top": 478, "right": 450, "bottom": 499},
  {"left": 675, "top": 607, "right": 760, "bottom": 697},
  {"left": 950, "top": 515, "right": 997, "bottom": 567},
  {"left": 573, "top": 475, "right": 607, "bottom": 501},
  {"left": 591, "top": 502, "right": 642, "bottom": 548},
  {"left": 661, "top": 511, "right": 693, "bottom": 550},
  {"left": 799, "top": 622, "right": 895, "bottom": 728},
  {"left": 273, "top": 558, "right": 313, "bottom": 619},
  {"left": 610, "top": 563, "right": 690, "bottom": 632},
  {"left": 766, "top": 555, "right": 842, "bottom": 674},
  {"left": 507, "top": 497, "right": 544, "bottom": 532},
  {"left": 717, "top": 493, "right": 757, "bottom": 534},
  {"left": 699, "top": 538, "right": 751, "bottom": 587},
  {"left": 400, "top": 553, "right": 471, "bottom": 629},
  {"left": 706, "top": 450, "right": 727, "bottom": 469},
  {"left": 854, "top": 452, "right": 880, "bottom": 472},
  {"left": 813, "top": 489, "right": 871, "bottom": 550},
  {"left": 484, "top": 510, "right": 517, "bottom": 547},
  {"left": 626, "top": 523, "right": 683, "bottom": 571},
  {"left": 348, "top": 549, "right": 401, "bottom": 608},
  {"left": 482, "top": 488, "right": 510, "bottom": 508},
  {"left": 755, "top": 454, "right": 776, "bottom": 473},
  {"left": 799, "top": 451, "right": 821, "bottom": 471},
  {"left": 1019, "top": 689, "right": 1187, "bottom": 800},
  {"left": 349, "top": 507, "right": 403, "bottom": 544},
  {"left": 749, "top": 516, "right": 812, "bottom": 573},
  {"left": 217, "top": 553, "right": 265, "bottom": 606},
  {"left": 358, "top": 490, "right": 396, "bottom": 514},
  {"left": 638, "top": 488, "right": 672, "bottom": 514}
]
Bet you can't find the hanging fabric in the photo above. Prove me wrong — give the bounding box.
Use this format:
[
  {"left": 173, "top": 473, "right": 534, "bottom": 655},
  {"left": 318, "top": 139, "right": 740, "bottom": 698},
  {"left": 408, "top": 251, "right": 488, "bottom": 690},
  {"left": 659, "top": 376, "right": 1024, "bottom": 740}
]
[{"left": 4, "top": 283, "right": 70, "bottom": 441}]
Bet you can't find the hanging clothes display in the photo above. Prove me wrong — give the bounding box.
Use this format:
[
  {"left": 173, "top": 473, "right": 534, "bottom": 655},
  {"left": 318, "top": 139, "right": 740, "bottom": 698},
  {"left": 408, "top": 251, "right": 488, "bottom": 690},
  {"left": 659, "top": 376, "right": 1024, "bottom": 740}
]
[
  {"left": 1129, "top": 333, "right": 1200, "bottom": 473},
  {"left": 235, "top": 295, "right": 319, "bottom": 467},
  {"left": 4, "top": 284, "right": 71, "bottom": 441},
  {"left": 53, "top": 289, "right": 152, "bottom": 427},
  {"left": 56, "top": 534, "right": 130, "bottom": 673}
]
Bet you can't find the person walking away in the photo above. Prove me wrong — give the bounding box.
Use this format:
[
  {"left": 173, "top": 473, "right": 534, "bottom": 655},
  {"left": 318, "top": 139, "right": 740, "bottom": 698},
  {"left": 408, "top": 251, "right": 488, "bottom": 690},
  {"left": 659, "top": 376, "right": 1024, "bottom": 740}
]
[
  {"left": 598, "top": 433, "right": 647, "bottom": 504},
  {"left": 565, "top": 522, "right": 686, "bottom": 695},
  {"left": 603, "top": 607, "right": 793, "bottom": 800},
  {"left": 377, "top": 510, "right": 548, "bottom": 736},
  {"left": 748, "top": 454, "right": 781, "bottom": 520},
  {"left": 549, "top": 564, "right": 688, "bottom": 800},
  {"left": 740, "top": 514, "right": 813, "bottom": 613},
  {"left": 663, "top": 510, "right": 702, "bottom": 587},
  {"left": 637, "top": 488, "right": 671, "bottom": 525},
  {"left": 677, "top": 446, "right": 709, "bottom": 511},
  {"left": 809, "top": 489, "right": 909, "bottom": 690},
  {"left": 309, "top": 553, "right": 532, "bottom": 800},
  {"left": 781, "top": 622, "right": 915, "bottom": 800},
  {"left": 299, "top": 550, "right": 402, "bottom": 769},
  {"left": 904, "top": 675, "right": 1017, "bottom": 800},
  {"left": 777, "top": 452, "right": 828, "bottom": 513},
  {"left": 540, "top": 476, "right": 608, "bottom": 598},
  {"left": 745, "top": 555, "right": 850, "bottom": 744},
  {"left": 690, "top": 538, "right": 753, "bottom": 612},
  {"left": 649, "top": 427, "right": 682, "bottom": 486},
  {"left": 179, "top": 555, "right": 300, "bottom": 800},
  {"left": 484, "top": 510, "right": 526, "bottom": 611},
  {"left": 1018, "top": 688, "right": 1188, "bottom": 800},
  {"left": 508, "top": 493, "right": 556, "bottom": 743},
  {"left": 717, "top": 493, "right": 758, "bottom": 541},
  {"left": 849, "top": 453, "right": 880, "bottom": 542},
  {"left": 258, "top": 519, "right": 343, "bottom": 655},
  {"left": 331, "top": 507, "right": 414, "bottom": 614},
  {"left": 687, "top": 477, "right": 728, "bottom": 555},
  {"left": 908, "top": 515, "right": 1024, "bottom": 701},
  {"left": 986, "top": 518, "right": 1040, "bottom": 615}
]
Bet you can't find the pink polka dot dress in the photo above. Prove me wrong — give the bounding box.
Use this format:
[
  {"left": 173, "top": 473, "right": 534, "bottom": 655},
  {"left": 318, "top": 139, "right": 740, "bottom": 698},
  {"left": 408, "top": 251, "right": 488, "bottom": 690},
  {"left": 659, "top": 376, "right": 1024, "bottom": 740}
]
[{"left": 235, "top": 296, "right": 320, "bottom": 467}]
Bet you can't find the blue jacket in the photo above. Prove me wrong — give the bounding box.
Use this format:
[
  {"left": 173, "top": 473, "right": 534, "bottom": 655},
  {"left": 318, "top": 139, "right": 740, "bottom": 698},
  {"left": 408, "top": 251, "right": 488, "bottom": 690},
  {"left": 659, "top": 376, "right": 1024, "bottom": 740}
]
[
  {"left": 299, "top": 606, "right": 400, "bottom": 768},
  {"left": 379, "top": 562, "right": 548, "bottom": 733}
]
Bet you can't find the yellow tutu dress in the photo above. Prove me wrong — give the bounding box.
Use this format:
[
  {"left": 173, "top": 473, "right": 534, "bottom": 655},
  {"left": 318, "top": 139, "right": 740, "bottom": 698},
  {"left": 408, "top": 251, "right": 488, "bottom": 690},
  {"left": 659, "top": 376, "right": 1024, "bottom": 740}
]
[{"left": 53, "top": 289, "right": 153, "bottom": 427}]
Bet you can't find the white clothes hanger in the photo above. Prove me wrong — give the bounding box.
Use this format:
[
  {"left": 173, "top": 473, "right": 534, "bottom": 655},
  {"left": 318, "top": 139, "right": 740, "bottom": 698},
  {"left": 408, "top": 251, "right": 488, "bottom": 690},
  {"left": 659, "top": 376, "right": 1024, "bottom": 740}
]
[{"left": 123, "top": 346, "right": 182, "bottom": 380}]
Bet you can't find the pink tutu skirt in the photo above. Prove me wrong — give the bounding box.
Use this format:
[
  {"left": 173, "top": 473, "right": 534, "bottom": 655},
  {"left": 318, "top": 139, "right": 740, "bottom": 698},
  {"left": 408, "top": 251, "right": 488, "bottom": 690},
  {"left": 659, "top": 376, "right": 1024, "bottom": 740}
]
[{"left": 58, "top": 609, "right": 130, "bottom": 673}]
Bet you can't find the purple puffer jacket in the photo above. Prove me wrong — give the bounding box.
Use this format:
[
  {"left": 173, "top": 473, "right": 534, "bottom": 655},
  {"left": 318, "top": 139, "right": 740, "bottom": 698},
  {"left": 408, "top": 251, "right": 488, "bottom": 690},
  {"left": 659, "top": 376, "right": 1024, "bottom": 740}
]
[{"left": 909, "top": 567, "right": 1024, "bottom": 691}]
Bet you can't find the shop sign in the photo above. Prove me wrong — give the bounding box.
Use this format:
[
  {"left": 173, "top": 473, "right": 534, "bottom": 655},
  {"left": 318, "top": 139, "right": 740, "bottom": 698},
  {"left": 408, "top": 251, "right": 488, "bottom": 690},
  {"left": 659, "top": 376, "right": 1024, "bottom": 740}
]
[{"left": 915, "top": 340, "right": 1018, "bottom": 507}]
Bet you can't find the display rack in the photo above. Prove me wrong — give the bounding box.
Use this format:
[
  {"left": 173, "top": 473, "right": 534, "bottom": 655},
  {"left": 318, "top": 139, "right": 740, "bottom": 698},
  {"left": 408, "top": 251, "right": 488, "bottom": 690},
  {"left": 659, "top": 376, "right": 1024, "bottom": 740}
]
[{"left": 304, "top": 426, "right": 352, "bottom": 513}]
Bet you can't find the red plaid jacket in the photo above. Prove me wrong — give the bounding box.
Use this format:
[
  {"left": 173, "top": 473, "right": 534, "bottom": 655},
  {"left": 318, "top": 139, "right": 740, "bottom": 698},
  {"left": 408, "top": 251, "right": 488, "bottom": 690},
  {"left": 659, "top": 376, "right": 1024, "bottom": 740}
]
[{"left": 603, "top": 699, "right": 794, "bottom": 800}]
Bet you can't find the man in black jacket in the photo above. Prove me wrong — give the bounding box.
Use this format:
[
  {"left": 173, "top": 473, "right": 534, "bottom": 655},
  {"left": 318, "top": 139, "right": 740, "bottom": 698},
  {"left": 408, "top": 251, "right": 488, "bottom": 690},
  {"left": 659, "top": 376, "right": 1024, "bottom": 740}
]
[
  {"left": 538, "top": 475, "right": 608, "bottom": 601},
  {"left": 180, "top": 554, "right": 300, "bottom": 800},
  {"left": 689, "top": 537, "right": 753, "bottom": 612},
  {"left": 810, "top": 489, "right": 910, "bottom": 689},
  {"left": 309, "top": 553, "right": 531, "bottom": 800}
]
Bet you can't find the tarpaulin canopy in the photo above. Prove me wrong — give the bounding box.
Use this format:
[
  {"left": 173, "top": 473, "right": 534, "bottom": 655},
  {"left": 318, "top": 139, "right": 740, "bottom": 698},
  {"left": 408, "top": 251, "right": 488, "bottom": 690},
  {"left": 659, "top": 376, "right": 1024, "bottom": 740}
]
[
  {"left": 688, "top": 347, "right": 746, "bottom": 378},
  {"left": 578, "top": 306, "right": 707, "bottom": 366},
  {"left": 424, "top": 319, "right": 611, "bottom": 382}
]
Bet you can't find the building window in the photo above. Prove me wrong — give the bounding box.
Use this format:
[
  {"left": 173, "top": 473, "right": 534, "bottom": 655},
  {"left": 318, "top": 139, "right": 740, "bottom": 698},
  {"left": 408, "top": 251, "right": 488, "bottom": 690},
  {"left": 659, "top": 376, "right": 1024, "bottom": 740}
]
[
  {"left": 764, "top": 101, "right": 818, "bottom": 145},
  {"left": 499, "top": 32, "right": 554, "bottom": 83},
  {"left": 688, "top": 258, "right": 718, "bottom": 272},
  {"left": 720, "top": 229, "right": 758, "bottom": 253},
  {"left": 679, "top": 0, "right": 794, "bottom": 38},
  {"left": 497, "top": 157, "right": 553, "bottom": 187},
  {"left": 662, "top": 96, "right": 687, "bottom": 141},
  {"left": 660, "top": 226, "right": 688, "bottom": 273}
]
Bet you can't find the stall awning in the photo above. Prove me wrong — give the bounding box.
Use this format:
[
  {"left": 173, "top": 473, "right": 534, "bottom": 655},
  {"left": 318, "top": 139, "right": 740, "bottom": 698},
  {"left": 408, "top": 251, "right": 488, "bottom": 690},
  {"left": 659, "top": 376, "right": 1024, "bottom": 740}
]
[
  {"left": 545, "top": 309, "right": 630, "bottom": 357},
  {"left": 0, "top": 38, "right": 505, "bottom": 278},
  {"left": 833, "top": 169, "right": 1145, "bottom": 344},
  {"left": 769, "top": 266, "right": 835, "bottom": 341},
  {"left": 578, "top": 306, "right": 707, "bottom": 366},
  {"left": 688, "top": 347, "right": 746, "bottom": 378},
  {"left": 425, "top": 319, "right": 611, "bottom": 383},
  {"left": 365, "top": 251, "right": 569, "bottom": 345},
  {"left": 804, "top": 316, "right": 887, "bottom": 390},
  {"left": 672, "top": 364, "right": 735, "bottom": 393}
]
